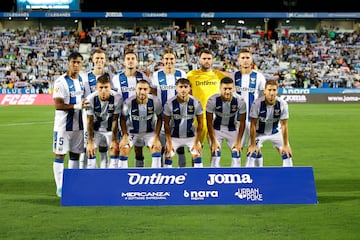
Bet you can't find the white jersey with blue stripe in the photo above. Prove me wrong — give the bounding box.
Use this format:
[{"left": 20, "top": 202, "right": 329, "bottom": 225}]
[
  {"left": 53, "top": 73, "right": 84, "bottom": 131},
  {"left": 230, "top": 70, "right": 266, "bottom": 119},
  {"left": 83, "top": 71, "right": 113, "bottom": 98},
  {"left": 85, "top": 90, "right": 123, "bottom": 132},
  {"left": 151, "top": 69, "right": 187, "bottom": 107},
  {"left": 83, "top": 71, "right": 98, "bottom": 98},
  {"left": 122, "top": 94, "right": 162, "bottom": 134},
  {"left": 111, "top": 71, "right": 150, "bottom": 102},
  {"left": 249, "top": 95, "right": 289, "bottom": 135},
  {"left": 163, "top": 95, "right": 203, "bottom": 138},
  {"left": 206, "top": 93, "right": 247, "bottom": 131}
]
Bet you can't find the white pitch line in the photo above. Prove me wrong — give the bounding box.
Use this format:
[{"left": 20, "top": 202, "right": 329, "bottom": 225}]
[{"left": 0, "top": 121, "right": 53, "bottom": 127}]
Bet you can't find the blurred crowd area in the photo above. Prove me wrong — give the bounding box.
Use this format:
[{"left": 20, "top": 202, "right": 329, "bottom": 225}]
[{"left": 1, "top": 23, "right": 360, "bottom": 93}]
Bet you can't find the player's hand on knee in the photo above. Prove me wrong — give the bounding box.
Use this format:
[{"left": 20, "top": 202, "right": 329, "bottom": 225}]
[
  {"left": 247, "top": 145, "right": 258, "bottom": 156},
  {"left": 86, "top": 147, "right": 96, "bottom": 158}
]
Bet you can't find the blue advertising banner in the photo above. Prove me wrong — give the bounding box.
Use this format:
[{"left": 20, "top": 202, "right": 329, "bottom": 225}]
[
  {"left": 278, "top": 88, "right": 360, "bottom": 95},
  {"left": 2, "top": 12, "right": 360, "bottom": 19},
  {"left": 61, "top": 167, "right": 318, "bottom": 206}
]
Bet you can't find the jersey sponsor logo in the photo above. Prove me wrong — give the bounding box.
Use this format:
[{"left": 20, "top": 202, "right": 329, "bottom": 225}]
[
  {"left": 121, "top": 86, "right": 135, "bottom": 92},
  {"left": 131, "top": 115, "right": 152, "bottom": 121},
  {"left": 206, "top": 173, "right": 253, "bottom": 185},
  {"left": 173, "top": 114, "right": 193, "bottom": 120},
  {"left": 195, "top": 80, "right": 217, "bottom": 86},
  {"left": 214, "top": 111, "right": 237, "bottom": 118},
  {"left": 259, "top": 117, "right": 280, "bottom": 123},
  {"left": 236, "top": 86, "right": 256, "bottom": 93},
  {"left": 127, "top": 172, "right": 186, "bottom": 185},
  {"left": 159, "top": 85, "right": 176, "bottom": 90}
]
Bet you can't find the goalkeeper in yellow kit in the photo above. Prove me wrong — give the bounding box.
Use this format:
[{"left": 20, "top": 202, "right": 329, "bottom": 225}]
[{"left": 187, "top": 48, "right": 228, "bottom": 145}]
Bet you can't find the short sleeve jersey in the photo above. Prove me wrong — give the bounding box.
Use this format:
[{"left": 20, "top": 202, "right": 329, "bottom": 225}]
[
  {"left": 86, "top": 90, "right": 122, "bottom": 132},
  {"left": 163, "top": 95, "right": 203, "bottom": 138},
  {"left": 151, "top": 69, "right": 187, "bottom": 107},
  {"left": 122, "top": 94, "right": 162, "bottom": 134},
  {"left": 206, "top": 93, "right": 247, "bottom": 131},
  {"left": 249, "top": 95, "right": 289, "bottom": 135},
  {"left": 53, "top": 73, "right": 84, "bottom": 131},
  {"left": 111, "top": 71, "right": 150, "bottom": 102},
  {"left": 230, "top": 70, "right": 266, "bottom": 119}
]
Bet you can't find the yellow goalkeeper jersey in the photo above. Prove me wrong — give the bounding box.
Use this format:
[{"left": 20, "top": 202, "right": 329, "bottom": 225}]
[{"left": 187, "top": 69, "right": 228, "bottom": 144}]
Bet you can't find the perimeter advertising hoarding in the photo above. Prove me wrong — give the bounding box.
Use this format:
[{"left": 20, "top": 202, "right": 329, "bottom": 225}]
[
  {"left": 278, "top": 88, "right": 360, "bottom": 103},
  {"left": 61, "top": 167, "right": 318, "bottom": 206}
]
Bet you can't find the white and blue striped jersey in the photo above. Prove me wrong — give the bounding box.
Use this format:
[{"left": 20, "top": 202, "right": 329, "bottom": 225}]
[
  {"left": 230, "top": 70, "right": 266, "bottom": 120},
  {"left": 53, "top": 73, "right": 84, "bottom": 131},
  {"left": 122, "top": 94, "right": 162, "bottom": 134},
  {"left": 85, "top": 90, "right": 123, "bottom": 132},
  {"left": 83, "top": 72, "right": 113, "bottom": 98},
  {"left": 111, "top": 71, "right": 150, "bottom": 102},
  {"left": 206, "top": 93, "right": 247, "bottom": 131},
  {"left": 151, "top": 69, "right": 187, "bottom": 107},
  {"left": 249, "top": 95, "right": 289, "bottom": 135},
  {"left": 163, "top": 95, "right": 203, "bottom": 138},
  {"left": 83, "top": 71, "right": 98, "bottom": 98}
]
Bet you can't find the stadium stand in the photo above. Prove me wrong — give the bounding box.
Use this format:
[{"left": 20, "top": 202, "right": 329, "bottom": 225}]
[{"left": 1, "top": 15, "right": 360, "bottom": 93}]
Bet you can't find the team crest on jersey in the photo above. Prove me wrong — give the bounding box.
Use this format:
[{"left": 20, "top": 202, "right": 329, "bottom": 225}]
[
  {"left": 274, "top": 109, "right": 281, "bottom": 117},
  {"left": 250, "top": 77, "right": 256, "bottom": 84},
  {"left": 231, "top": 104, "right": 237, "bottom": 111},
  {"left": 147, "top": 106, "right": 154, "bottom": 113},
  {"left": 188, "top": 105, "right": 194, "bottom": 113}
]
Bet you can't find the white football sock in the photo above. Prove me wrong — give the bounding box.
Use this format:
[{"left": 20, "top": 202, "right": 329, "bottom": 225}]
[
  {"left": 53, "top": 159, "right": 64, "bottom": 189},
  {"left": 100, "top": 151, "right": 108, "bottom": 168},
  {"left": 68, "top": 159, "right": 79, "bottom": 169},
  {"left": 231, "top": 150, "right": 241, "bottom": 167}
]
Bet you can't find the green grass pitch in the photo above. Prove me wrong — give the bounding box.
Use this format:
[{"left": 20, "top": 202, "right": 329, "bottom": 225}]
[{"left": 0, "top": 103, "right": 359, "bottom": 239}]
